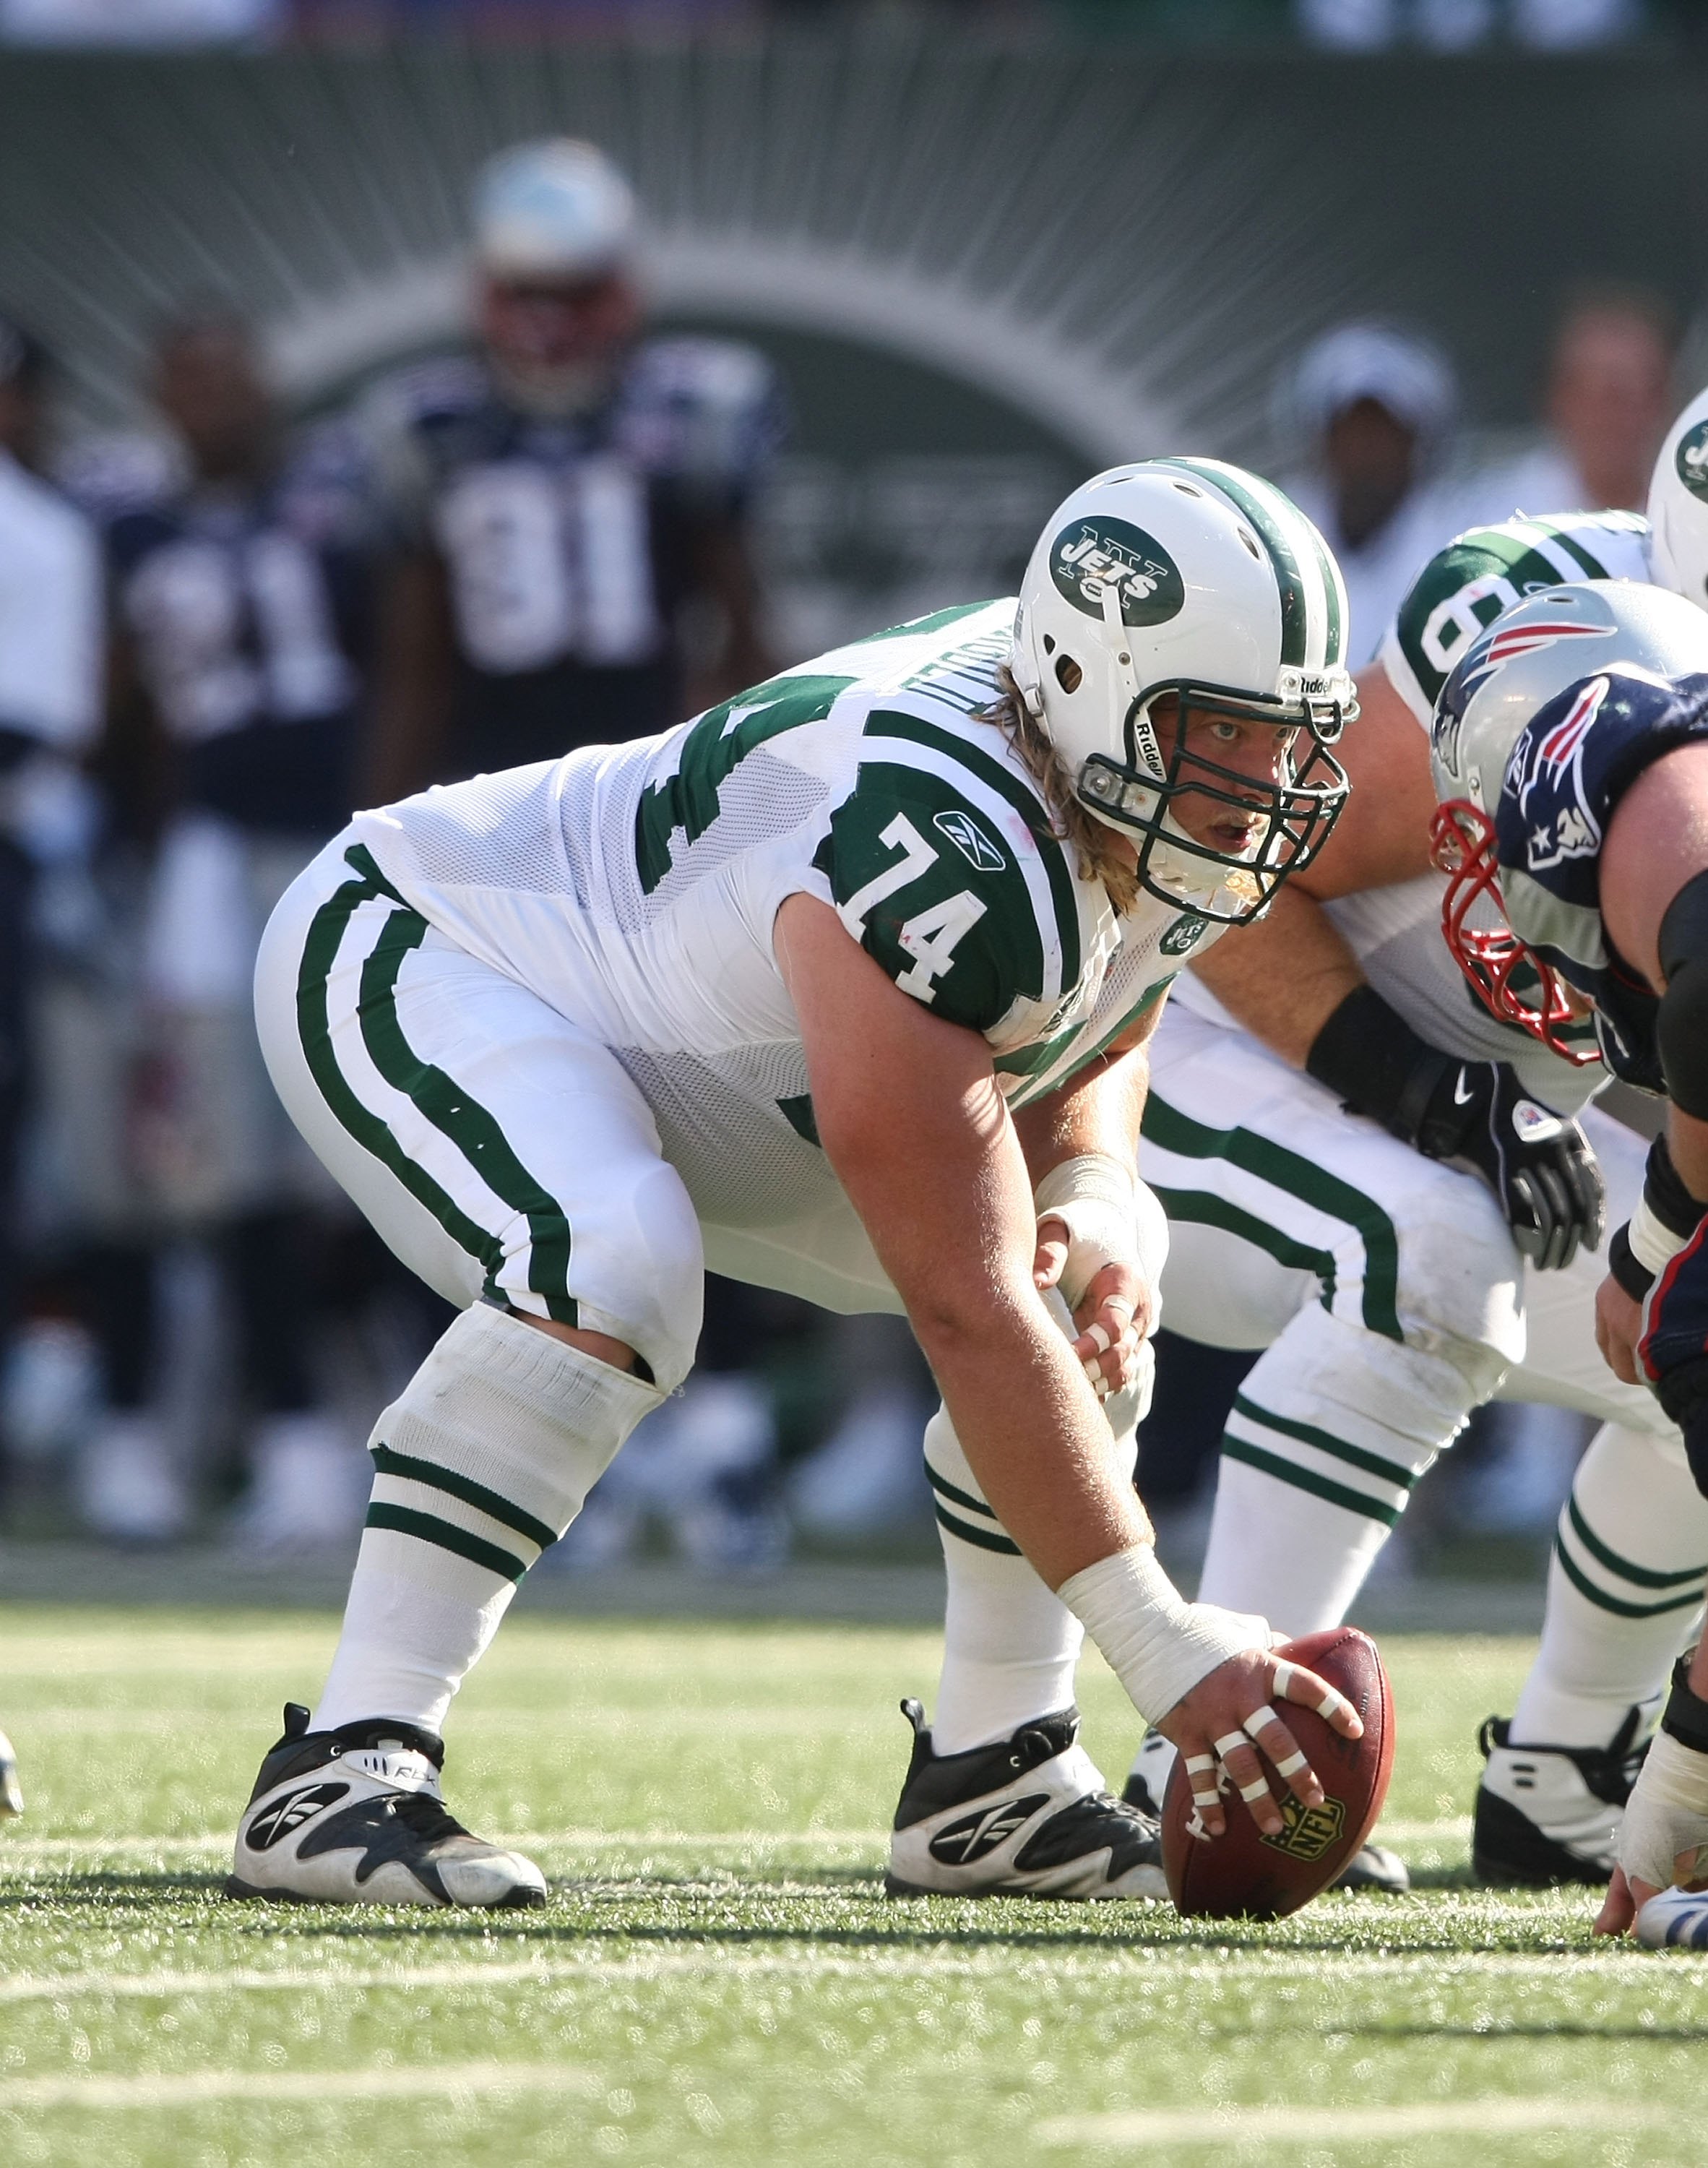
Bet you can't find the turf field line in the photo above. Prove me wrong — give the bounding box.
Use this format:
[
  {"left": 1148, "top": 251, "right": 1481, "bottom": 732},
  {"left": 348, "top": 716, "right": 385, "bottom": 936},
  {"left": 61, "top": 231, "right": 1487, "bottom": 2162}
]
[
  {"left": 1037, "top": 2096, "right": 1675, "bottom": 2150},
  {"left": 0, "top": 1947, "right": 1677, "bottom": 2005},
  {"left": 0, "top": 1816, "right": 1478, "bottom": 1862},
  {"left": 0, "top": 2059, "right": 600, "bottom": 2114}
]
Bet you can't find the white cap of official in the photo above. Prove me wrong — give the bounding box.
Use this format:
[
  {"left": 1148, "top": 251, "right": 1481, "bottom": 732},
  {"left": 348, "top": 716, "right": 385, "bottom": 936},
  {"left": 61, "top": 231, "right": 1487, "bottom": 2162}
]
[
  {"left": 472, "top": 139, "right": 637, "bottom": 280},
  {"left": 1287, "top": 321, "right": 1459, "bottom": 454}
]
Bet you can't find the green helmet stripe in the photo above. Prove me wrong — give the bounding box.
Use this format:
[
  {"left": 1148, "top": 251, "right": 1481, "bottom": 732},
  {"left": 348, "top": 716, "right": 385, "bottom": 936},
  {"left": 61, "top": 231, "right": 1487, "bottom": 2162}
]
[{"left": 1156, "top": 457, "right": 1311, "bottom": 668}]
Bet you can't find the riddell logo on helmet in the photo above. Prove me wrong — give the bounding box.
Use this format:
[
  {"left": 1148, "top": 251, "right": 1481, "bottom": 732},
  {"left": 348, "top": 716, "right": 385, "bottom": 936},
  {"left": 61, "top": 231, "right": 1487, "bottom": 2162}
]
[
  {"left": 1050, "top": 519, "right": 1186, "bottom": 627},
  {"left": 1678, "top": 421, "right": 1708, "bottom": 503}
]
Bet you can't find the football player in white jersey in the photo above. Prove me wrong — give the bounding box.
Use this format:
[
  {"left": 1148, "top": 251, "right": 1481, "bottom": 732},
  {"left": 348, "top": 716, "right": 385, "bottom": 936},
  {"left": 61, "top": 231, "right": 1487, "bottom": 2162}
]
[
  {"left": 1120, "top": 389, "right": 1708, "bottom": 1891},
  {"left": 223, "top": 458, "right": 1368, "bottom": 1909}
]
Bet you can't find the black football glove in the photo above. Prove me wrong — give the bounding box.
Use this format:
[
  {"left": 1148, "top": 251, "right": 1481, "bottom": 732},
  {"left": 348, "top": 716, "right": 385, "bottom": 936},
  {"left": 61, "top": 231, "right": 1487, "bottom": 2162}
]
[{"left": 1308, "top": 985, "right": 1605, "bottom": 1272}]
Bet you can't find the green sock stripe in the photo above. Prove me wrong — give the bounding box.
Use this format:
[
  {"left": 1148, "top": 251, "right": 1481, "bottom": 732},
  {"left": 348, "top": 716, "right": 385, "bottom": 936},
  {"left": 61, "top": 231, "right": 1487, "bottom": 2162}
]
[
  {"left": 365, "top": 1502, "right": 530, "bottom": 1584},
  {"left": 923, "top": 1460, "right": 999, "bottom": 1520},
  {"left": 933, "top": 1500, "right": 1023, "bottom": 1557},
  {"left": 1144, "top": 1093, "right": 1401, "bottom": 1340},
  {"left": 1553, "top": 1530, "right": 1707, "bottom": 1620},
  {"left": 1230, "top": 1391, "right": 1419, "bottom": 1492},
  {"left": 356, "top": 904, "right": 577, "bottom": 1328},
  {"left": 1148, "top": 1185, "right": 1338, "bottom": 1315},
  {"left": 1565, "top": 1493, "right": 1708, "bottom": 1592},
  {"left": 298, "top": 851, "right": 510, "bottom": 1294},
  {"left": 1220, "top": 1434, "right": 1402, "bottom": 1527},
  {"left": 370, "top": 1442, "right": 559, "bottom": 1553}
]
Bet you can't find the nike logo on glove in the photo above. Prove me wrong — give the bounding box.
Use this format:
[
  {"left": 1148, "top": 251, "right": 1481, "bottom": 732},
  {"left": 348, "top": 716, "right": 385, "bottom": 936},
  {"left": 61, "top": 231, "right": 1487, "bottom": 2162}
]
[{"left": 1452, "top": 1070, "right": 1476, "bottom": 1107}]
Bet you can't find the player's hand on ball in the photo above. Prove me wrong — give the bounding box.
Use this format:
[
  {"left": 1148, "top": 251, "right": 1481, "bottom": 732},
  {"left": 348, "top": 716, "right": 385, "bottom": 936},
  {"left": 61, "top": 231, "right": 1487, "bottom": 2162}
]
[
  {"left": 1594, "top": 1271, "right": 1644, "bottom": 1388},
  {"left": 1034, "top": 1226, "right": 1150, "bottom": 1399},
  {"left": 1153, "top": 1643, "right": 1364, "bottom": 1841}
]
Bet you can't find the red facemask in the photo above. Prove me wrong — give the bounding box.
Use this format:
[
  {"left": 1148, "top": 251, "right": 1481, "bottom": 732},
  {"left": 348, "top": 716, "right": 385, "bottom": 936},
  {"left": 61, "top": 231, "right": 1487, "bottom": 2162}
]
[{"left": 1428, "top": 798, "right": 1602, "bottom": 1067}]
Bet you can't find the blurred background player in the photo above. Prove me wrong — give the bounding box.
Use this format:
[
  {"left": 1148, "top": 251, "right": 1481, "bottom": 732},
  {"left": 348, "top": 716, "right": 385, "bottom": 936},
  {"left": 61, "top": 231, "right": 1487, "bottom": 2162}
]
[
  {"left": 1280, "top": 322, "right": 1479, "bottom": 663},
  {"left": 361, "top": 139, "right": 798, "bottom": 1569},
  {"left": 1494, "top": 285, "right": 1677, "bottom": 519},
  {"left": 79, "top": 306, "right": 376, "bottom": 1545}
]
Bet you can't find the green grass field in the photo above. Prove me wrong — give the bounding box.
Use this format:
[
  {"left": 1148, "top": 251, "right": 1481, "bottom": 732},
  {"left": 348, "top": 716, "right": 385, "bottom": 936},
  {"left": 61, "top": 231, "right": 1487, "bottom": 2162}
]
[{"left": 2, "top": 1606, "right": 1707, "bottom": 2167}]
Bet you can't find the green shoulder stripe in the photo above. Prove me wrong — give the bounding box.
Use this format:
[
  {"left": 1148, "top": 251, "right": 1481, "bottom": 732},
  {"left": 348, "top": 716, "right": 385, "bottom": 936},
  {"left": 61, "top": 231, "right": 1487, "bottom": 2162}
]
[
  {"left": 634, "top": 671, "right": 853, "bottom": 896},
  {"left": 861, "top": 709, "right": 1082, "bottom": 988}
]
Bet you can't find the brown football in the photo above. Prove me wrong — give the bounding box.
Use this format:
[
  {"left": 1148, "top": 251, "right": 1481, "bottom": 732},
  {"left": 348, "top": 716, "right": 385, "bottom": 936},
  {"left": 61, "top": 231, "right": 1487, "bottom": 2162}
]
[{"left": 1160, "top": 1625, "right": 1396, "bottom": 1921}]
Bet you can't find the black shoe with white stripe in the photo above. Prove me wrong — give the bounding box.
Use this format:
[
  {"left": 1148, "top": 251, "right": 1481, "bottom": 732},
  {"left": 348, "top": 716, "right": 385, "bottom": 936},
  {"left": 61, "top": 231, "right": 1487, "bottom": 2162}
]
[
  {"left": 1122, "top": 1724, "right": 1410, "bottom": 1895},
  {"left": 885, "top": 1700, "right": 1166, "bottom": 1900},
  {"left": 227, "top": 1703, "right": 546, "bottom": 1909},
  {"left": 1472, "top": 1708, "right": 1648, "bottom": 1886}
]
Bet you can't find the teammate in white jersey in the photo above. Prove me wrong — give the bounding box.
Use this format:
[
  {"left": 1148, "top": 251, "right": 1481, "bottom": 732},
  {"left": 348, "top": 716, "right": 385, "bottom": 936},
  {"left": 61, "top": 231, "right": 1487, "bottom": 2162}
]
[
  {"left": 223, "top": 459, "right": 1366, "bottom": 1910},
  {"left": 1121, "top": 388, "right": 1708, "bottom": 1890}
]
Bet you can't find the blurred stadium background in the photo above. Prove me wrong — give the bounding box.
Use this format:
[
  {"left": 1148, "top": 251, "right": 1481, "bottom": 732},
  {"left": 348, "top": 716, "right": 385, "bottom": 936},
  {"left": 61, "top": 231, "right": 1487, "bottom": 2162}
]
[{"left": 0, "top": 0, "right": 1704, "bottom": 1593}]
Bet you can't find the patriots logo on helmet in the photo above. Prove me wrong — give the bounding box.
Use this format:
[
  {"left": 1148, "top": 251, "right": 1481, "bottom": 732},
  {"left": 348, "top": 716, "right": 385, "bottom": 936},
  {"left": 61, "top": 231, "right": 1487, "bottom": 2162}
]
[
  {"left": 1433, "top": 614, "right": 1610, "bottom": 780},
  {"left": 1512, "top": 674, "right": 1610, "bottom": 872}
]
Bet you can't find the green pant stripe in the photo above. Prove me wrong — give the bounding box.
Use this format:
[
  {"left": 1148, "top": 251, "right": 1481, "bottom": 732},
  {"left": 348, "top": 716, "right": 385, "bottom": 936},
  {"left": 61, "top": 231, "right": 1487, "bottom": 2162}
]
[
  {"left": 933, "top": 1501, "right": 1023, "bottom": 1557},
  {"left": 297, "top": 845, "right": 577, "bottom": 1328},
  {"left": 1565, "top": 1494, "right": 1708, "bottom": 1593},
  {"left": 370, "top": 1442, "right": 559, "bottom": 1553},
  {"left": 1150, "top": 1186, "right": 1337, "bottom": 1311},
  {"left": 1144, "top": 1093, "right": 1401, "bottom": 1341},
  {"left": 1231, "top": 1391, "right": 1418, "bottom": 1492},
  {"left": 1553, "top": 1530, "right": 1707, "bottom": 1620},
  {"left": 924, "top": 1461, "right": 999, "bottom": 1520},
  {"left": 365, "top": 1502, "right": 531, "bottom": 1583},
  {"left": 1220, "top": 1434, "right": 1402, "bottom": 1527}
]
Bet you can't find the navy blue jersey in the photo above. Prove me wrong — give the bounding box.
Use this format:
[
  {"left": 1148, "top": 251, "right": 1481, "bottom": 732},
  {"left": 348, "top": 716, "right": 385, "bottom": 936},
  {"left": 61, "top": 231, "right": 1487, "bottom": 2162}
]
[
  {"left": 106, "top": 421, "right": 374, "bottom": 838},
  {"left": 362, "top": 339, "right": 782, "bottom": 780},
  {"left": 1494, "top": 668, "right": 1708, "bottom": 1088}
]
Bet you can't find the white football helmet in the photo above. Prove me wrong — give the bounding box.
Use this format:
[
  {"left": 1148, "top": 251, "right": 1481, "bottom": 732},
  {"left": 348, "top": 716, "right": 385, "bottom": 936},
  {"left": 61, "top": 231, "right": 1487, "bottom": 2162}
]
[
  {"left": 473, "top": 139, "right": 637, "bottom": 279},
  {"left": 1011, "top": 457, "right": 1355, "bottom": 922},
  {"left": 1647, "top": 383, "right": 1708, "bottom": 609},
  {"left": 1428, "top": 580, "right": 1708, "bottom": 1059}
]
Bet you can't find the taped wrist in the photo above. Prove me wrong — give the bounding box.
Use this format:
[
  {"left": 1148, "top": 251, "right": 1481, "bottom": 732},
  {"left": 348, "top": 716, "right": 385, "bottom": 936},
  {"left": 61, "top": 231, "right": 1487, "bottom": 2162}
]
[
  {"left": 1618, "top": 1725, "right": 1708, "bottom": 1889},
  {"left": 1035, "top": 1153, "right": 1139, "bottom": 1311},
  {"left": 1057, "top": 1542, "right": 1270, "bottom": 1724},
  {"left": 1306, "top": 984, "right": 1449, "bottom": 1146}
]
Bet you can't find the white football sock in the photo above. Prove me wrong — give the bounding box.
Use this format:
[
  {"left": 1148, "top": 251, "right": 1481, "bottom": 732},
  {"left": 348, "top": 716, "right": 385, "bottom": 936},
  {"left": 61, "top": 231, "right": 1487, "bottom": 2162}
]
[
  {"left": 926, "top": 1391, "right": 1141, "bottom": 1755},
  {"left": 1196, "top": 1302, "right": 1474, "bottom": 1637},
  {"left": 1509, "top": 1422, "right": 1708, "bottom": 1750},
  {"left": 314, "top": 1302, "right": 661, "bottom": 1734}
]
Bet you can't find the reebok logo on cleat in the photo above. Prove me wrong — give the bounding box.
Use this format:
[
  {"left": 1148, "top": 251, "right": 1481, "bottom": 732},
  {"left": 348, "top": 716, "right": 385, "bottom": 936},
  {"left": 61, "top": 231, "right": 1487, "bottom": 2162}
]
[
  {"left": 245, "top": 1782, "right": 350, "bottom": 1850},
  {"left": 928, "top": 1793, "right": 1051, "bottom": 1866}
]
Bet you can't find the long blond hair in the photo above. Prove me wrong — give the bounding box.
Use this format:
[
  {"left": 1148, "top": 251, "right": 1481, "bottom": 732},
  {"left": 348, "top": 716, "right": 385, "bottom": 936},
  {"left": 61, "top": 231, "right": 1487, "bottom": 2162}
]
[{"left": 981, "top": 667, "right": 1142, "bottom": 916}]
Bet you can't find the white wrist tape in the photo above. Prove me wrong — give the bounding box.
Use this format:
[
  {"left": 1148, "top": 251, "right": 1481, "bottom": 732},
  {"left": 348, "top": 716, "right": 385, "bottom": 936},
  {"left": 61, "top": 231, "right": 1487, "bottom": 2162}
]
[
  {"left": 1056, "top": 1542, "right": 1272, "bottom": 1724},
  {"left": 1630, "top": 1193, "right": 1696, "bottom": 1278},
  {"left": 1618, "top": 1727, "right": 1708, "bottom": 1892},
  {"left": 1035, "top": 1154, "right": 1166, "bottom": 1312}
]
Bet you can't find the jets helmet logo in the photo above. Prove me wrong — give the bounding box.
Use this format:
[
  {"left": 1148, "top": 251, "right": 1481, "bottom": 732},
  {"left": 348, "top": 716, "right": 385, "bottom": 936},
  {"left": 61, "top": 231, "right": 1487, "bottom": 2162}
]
[
  {"left": 244, "top": 1781, "right": 351, "bottom": 1851},
  {"left": 1050, "top": 517, "right": 1185, "bottom": 628},
  {"left": 1678, "top": 420, "right": 1708, "bottom": 503},
  {"left": 933, "top": 808, "right": 1006, "bottom": 872},
  {"left": 1259, "top": 1791, "right": 1346, "bottom": 1863},
  {"left": 1160, "top": 911, "right": 1209, "bottom": 957}
]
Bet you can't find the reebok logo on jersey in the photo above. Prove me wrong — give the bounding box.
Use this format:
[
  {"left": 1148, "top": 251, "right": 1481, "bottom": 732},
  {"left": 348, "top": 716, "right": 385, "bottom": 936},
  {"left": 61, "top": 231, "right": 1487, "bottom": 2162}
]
[
  {"left": 933, "top": 809, "right": 1006, "bottom": 872},
  {"left": 1050, "top": 518, "right": 1185, "bottom": 628},
  {"left": 245, "top": 1782, "right": 351, "bottom": 1851},
  {"left": 928, "top": 1794, "right": 1051, "bottom": 1866},
  {"left": 1679, "top": 420, "right": 1708, "bottom": 503}
]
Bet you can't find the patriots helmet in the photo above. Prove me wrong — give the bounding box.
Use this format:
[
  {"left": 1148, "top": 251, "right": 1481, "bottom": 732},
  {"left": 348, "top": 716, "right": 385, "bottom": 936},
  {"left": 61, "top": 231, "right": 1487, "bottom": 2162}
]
[
  {"left": 1011, "top": 457, "right": 1355, "bottom": 923},
  {"left": 1428, "top": 580, "right": 1708, "bottom": 1059}
]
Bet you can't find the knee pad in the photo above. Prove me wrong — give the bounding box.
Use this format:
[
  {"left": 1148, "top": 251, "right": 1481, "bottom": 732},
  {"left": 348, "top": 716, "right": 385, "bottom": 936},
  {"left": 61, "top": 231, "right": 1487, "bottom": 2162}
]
[
  {"left": 1250, "top": 1299, "right": 1483, "bottom": 1479},
  {"left": 1384, "top": 1168, "right": 1524, "bottom": 1401},
  {"left": 367, "top": 1301, "right": 666, "bottom": 1576}
]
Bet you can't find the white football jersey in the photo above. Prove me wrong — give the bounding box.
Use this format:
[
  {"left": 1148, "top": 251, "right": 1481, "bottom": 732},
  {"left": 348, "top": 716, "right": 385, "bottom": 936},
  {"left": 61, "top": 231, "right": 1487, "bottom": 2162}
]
[
  {"left": 350, "top": 601, "right": 1217, "bottom": 1227},
  {"left": 1175, "top": 509, "right": 1652, "bottom": 1111}
]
